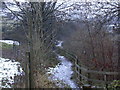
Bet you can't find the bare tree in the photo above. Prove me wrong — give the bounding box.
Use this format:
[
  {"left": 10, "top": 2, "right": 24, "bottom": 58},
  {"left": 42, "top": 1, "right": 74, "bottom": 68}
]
[{"left": 3, "top": 1, "right": 59, "bottom": 88}]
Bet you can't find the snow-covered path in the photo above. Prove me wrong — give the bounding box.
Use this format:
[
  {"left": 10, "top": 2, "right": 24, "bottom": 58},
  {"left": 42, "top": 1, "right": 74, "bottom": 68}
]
[
  {"left": 47, "top": 55, "right": 78, "bottom": 88},
  {"left": 47, "top": 40, "right": 78, "bottom": 88}
]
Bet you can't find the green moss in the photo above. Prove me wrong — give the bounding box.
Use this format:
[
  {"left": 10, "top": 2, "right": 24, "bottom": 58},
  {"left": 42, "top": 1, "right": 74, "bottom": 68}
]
[
  {"left": 108, "top": 80, "right": 120, "bottom": 90},
  {"left": 0, "top": 42, "right": 13, "bottom": 49}
]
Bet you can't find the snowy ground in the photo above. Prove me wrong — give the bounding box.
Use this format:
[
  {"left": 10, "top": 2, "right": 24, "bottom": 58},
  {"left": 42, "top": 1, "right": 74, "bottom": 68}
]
[
  {"left": 0, "top": 40, "right": 20, "bottom": 45},
  {"left": 0, "top": 39, "right": 78, "bottom": 88},
  {"left": 47, "top": 55, "right": 78, "bottom": 88},
  {"left": 56, "top": 41, "right": 63, "bottom": 48},
  {"left": 0, "top": 40, "right": 24, "bottom": 88},
  {"left": 47, "top": 40, "right": 78, "bottom": 88},
  {"left": 0, "top": 57, "right": 24, "bottom": 88}
]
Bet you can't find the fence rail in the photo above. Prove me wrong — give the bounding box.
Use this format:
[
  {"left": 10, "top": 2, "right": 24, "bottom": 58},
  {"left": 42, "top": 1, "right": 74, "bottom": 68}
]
[
  {"left": 75, "top": 64, "right": 119, "bottom": 75},
  {"left": 57, "top": 48, "right": 119, "bottom": 88}
]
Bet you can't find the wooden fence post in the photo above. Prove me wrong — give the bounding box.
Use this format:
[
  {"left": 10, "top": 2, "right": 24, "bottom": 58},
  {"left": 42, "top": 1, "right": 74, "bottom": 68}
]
[
  {"left": 75, "top": 56, "right": 79, "bottom": 82},
  {"left": 87, "top": 69, "right": 91, "bottom": 85},
  {"left": 75, "top": 57, "right": 77, "bottom": 72},
  {"left": 79, "top": 65, "right": 82, "bottom": 81},
  {"left": 26, "top": 52, "right": 31, "bottom": 89},
  {"left": 104, "top": 74, "right": 108, "bottom": 90},
  {"left": 26, "top": 52, "right": 29, "bottom": 88}
]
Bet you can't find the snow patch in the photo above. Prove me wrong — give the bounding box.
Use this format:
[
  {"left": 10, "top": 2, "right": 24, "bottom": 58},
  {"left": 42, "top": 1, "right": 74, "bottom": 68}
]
[
  {"left": 0, "top": 40, "right": 20, "bottom": 45},
  {"left": 47, "top": 55, "right": 78, "bottom": 88},
  {"left": 56, "top": 41, "right": 63, "bottom": 48},
  {"left": 0, "top": 57, "right": 24, "bottom": 88}
]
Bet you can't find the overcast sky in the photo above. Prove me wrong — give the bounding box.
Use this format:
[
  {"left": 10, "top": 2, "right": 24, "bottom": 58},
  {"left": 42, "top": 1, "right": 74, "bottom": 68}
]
[
  {"left": 1, "top": 0, "right": 119, "bottom": 17},
  {"left": 1, "top": 0, "right": 119, "bottom": 21},
  {"left": 2, "top": 0, "right": 119, "bottom": 2}
]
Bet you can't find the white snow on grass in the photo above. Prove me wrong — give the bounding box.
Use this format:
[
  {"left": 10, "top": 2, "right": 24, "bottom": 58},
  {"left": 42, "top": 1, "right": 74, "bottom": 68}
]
[
  {"left": 56, "top": 40, "right": 63, "bottom": 48},
  {"left": 47, "top": 55, "right": 78, "bottom": 88},
  {"left": 0, "top": 40, "right": 20, "bottom": 45},
  {"left": 0, "top": 57, "right": 24, "bottom": 88}
]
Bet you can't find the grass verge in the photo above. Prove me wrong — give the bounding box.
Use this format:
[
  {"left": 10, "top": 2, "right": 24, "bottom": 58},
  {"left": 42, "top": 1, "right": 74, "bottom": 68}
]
[{"left": 0, "top": 42, "right": 13, "bottom": 49}]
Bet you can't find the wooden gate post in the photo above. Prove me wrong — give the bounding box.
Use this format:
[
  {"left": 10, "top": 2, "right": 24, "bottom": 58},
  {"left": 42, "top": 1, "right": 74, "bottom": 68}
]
[{"left": 26, "top": 52, "right": 31, "bottom": 89}]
